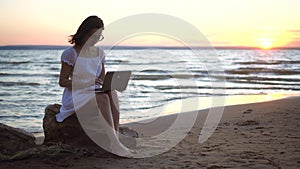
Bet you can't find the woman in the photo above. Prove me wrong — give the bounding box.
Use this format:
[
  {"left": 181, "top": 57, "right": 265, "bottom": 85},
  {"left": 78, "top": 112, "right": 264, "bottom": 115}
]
[{"left": 56, "top": 15, "right": 131, "bottom": 157}]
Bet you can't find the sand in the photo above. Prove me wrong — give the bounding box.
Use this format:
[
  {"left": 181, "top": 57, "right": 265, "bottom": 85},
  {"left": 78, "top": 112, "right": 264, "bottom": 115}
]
[{"left": 1, "top": 95, "right": 300, "bottom": 169}]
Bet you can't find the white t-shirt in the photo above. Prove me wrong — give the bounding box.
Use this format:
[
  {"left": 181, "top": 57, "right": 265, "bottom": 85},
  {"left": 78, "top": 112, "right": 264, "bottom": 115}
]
[{"left": 56, "top": 46, "right": 106, "bottom": 122}]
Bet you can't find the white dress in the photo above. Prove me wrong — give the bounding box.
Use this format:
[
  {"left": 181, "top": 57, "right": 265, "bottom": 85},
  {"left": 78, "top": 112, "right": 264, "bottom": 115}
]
[{"left": 56, "top": 47, "right": 106, "bottom": 122}]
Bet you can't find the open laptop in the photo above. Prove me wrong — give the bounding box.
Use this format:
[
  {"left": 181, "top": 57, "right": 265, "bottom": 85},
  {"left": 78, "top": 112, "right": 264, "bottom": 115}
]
[{"left": 95, "top": 71, "right": 131, "bottom": 93}]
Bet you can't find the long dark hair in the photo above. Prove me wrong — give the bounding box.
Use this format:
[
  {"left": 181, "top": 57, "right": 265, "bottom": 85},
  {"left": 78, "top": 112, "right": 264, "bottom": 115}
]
[{"left": 69, "top": 16, "right": 104, "bottom": 46}]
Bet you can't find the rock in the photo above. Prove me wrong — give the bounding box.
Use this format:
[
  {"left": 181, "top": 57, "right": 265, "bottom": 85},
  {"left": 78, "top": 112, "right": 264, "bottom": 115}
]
[
  {"left": 43, "top": 104, "right": 139, "bottom": 150},
  {"left": 43, "top": 104, "right": 103, "bottom": 148},
  {"left": 0, "top": 123, "right": 36, "bottom": 157},
  {"left": 0, "top": 122, "right": 87, "bottom": 161},
  {"left": 0, "top": 103, "right": 140, "bottom": 161}
]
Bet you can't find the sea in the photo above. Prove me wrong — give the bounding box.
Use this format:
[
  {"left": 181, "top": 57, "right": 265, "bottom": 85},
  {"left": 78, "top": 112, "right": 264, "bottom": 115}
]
[{"left": 1, "top": 46, "right": 300, "bottom": 132}]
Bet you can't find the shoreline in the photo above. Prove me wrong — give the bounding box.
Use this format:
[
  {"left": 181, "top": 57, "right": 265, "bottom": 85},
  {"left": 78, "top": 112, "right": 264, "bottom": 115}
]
[
  {"left": 1, "top": 95, "right": 300, "bottom": 168},
  {"left": 121, "top": 93, "right": 293, "bottom": 124},
  {"left": 33, "top": 93, "right": 297, "bottom": 146}
]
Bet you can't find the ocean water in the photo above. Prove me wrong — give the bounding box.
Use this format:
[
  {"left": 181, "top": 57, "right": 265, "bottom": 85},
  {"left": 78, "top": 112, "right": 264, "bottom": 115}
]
[{"left": 0, "top": 47, "right": 300, "bottom": 132}]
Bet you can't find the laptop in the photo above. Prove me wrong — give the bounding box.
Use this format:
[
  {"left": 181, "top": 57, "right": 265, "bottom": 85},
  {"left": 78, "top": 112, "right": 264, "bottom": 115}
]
[{"left": 95, "top": 71, "right": 131, "bottom": 93}]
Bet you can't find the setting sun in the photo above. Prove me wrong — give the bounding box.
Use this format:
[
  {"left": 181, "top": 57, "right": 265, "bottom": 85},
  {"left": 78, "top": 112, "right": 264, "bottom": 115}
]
[{"left": 258, "top": 38, "right": 273, "bottom": 49}]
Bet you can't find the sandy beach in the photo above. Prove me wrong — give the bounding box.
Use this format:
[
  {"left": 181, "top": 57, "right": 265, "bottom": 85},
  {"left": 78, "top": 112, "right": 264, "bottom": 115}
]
[{"left": 1, "top": 95, "right": 300, "bottom": 169}]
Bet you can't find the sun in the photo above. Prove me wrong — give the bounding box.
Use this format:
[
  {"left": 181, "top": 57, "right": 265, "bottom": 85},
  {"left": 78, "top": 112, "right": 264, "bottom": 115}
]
[{"left": 258, "top": 38, "right": 273, "bottom": 50}]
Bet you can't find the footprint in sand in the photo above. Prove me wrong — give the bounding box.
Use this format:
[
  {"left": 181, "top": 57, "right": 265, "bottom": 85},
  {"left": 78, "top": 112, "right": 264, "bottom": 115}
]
[
  {"left": 243, "top": 109, "right": 253, "bottom": 114},
  {"left": 235, "top": 120, "right": 259, "bottom": 126}
]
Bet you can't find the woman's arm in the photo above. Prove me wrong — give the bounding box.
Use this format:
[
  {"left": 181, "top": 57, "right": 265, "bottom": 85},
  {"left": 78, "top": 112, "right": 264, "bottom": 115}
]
[
  {"left": 96, "top": 63, "right": 106, "bottom": 85},
  {"left": 100, "top": 63, "right": 105, "bottom": 80},
  {"left": 59, "top": 62, "right": 73, "bottom": 89}
]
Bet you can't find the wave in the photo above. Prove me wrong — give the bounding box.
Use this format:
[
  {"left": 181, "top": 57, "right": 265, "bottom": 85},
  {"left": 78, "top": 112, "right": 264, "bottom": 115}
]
[
  {"left": 122, "top": 104, "right": 168, "bottom": 112},
  {"left": 0, "top": 81, "right": 40, "bottom": 86},
  {"left": 44, "top": 61, "right": 60, "bottom": 64},
  {"left": 0, "top": 73, "right": 59, "bottom": 78},
  {"left": 226, "top": 80, "right": 300, "bottom": 86},
  {"left": 235, "top": 60, "right": 300, "bottom": 65},
  {"left": 226, "top": 68, "right": 300, "bottom": 75},
  {"left": 132, "top": 73, "right": 207, "bottom": 80},
  {"left": 0, "top": 92, "right": 13, "bottom": 96},
  {"left": 0, "top": 61, "right": 31, "bottom": 65},
  {"left": 153, "top": 85, "right": 300, "bottom": 91},
  {"left": 0, "top": 73, "right": 11, "bottom": 76},
  {"left": 214, "top": 75, "right": 300, "bottom": 82},
  {"left": 106, "top": 60, "right": 129, "bottom": 65},
  {"left": 123, "top": 61, "right": 186, "bottom": 66},
  {"left": 0, "top": 115, "right": 41, "bottom": 119},
  {"left": 48, "top": 67, "right": 59, "bottom": 71},
  {"left": 154, "top": 85, "right": 208, "bottom": 90},
  {"left": 226, "top": 85, "right": 300, "bottom": 90},
  {"left": 1, "top": 60, "right": 59, "bottom": 66}
]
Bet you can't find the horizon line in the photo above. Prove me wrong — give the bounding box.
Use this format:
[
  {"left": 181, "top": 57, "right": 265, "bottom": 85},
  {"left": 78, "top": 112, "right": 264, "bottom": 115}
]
[{"left": 0, "top": 45, "right": 300, "bottom": 50}]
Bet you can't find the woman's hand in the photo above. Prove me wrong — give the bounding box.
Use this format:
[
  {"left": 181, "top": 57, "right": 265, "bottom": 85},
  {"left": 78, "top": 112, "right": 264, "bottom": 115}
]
[{"left": 95, "top": 78, "right": 104, "bottom": 86}]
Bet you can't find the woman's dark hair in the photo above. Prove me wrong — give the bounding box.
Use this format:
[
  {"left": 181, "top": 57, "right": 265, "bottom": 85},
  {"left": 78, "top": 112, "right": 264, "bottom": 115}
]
[{"left": 69, "top": 15, "right": 104, "bottom": 46}]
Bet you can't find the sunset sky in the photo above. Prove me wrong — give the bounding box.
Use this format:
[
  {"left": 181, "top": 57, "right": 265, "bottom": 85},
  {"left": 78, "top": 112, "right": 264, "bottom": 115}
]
[{"left": 1, "top": 0, "right": 300, "bottom": 48}]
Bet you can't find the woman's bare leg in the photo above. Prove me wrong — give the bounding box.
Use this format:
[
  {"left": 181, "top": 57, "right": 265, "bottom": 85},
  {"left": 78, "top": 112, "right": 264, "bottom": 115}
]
[
  {"left": 95, "top": 93, "right": 131, "bottom": 157},
  {"left": 96, "top": 93, "right": 115, "bottom": 129},
  {"left": 107, "top": 91, "right": 120, "bottom": 131}
]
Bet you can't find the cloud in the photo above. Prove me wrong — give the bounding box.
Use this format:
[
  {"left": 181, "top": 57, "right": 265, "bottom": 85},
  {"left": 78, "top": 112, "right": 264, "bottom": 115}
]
[
  {"left": 286, "top": 40, "right": 300, "bottom": 47},
  {"left": 289, "top": 30, "right": 300, "bottom": 33}
]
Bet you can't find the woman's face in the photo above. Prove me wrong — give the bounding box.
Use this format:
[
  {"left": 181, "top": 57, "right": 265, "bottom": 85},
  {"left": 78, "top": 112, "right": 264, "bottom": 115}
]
[{"left": 84, "top": 28, "right": 103, "bottom": 46}]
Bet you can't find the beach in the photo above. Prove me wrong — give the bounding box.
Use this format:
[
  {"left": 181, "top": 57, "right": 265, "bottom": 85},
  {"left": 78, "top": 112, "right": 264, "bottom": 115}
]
[
  {"left": 1, "top": 0, "right": 300, "bottom": 168},
  {"left": 1, "top": 95, "right": 299, "bottom": 169}
]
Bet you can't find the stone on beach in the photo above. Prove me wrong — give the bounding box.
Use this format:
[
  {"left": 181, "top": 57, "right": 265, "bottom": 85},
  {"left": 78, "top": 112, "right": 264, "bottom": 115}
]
[
  {"left": 43, "top": 104, "right": 138, "bottom": 149},
  {"left": 0, "top": 104, "right": 139, "bottom": 161},
  {"left": 0, "top": 123, "right": 36, "bottom": 157},
  {"left": 43, "top": 104, "right": 103, "bottom": 148}
]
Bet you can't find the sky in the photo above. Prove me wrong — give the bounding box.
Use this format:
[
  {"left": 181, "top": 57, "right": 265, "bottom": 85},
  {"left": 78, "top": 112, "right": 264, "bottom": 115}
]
[{"left": 1, "top": 0, "right": 300, "bottom": 48}]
